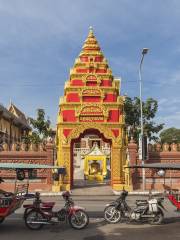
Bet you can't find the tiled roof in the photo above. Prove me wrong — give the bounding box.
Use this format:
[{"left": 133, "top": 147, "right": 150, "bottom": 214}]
[{"left": 0, "top": 104, "right": 31, "bottom": 130}]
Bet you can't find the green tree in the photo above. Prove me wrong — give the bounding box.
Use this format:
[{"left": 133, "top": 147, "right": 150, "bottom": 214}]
[
  {"left": 124, "top": 97, "right": 164, "bottom": 142},
  {"left": 24, "top": 109, "right": 53, "bottom": 144},
  {"left": 160, "top": 128, "right": 180, "bottom": 144}
]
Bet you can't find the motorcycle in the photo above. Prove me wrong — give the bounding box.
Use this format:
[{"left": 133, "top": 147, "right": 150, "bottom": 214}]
[
  {"left": 23, "top": 191, "right": 89, "bottom": 230},
  {"left": 104, "top": 190, "right": 165, "bottom": 225}
]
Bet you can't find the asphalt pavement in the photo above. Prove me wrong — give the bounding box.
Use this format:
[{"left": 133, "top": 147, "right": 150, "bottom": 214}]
[{"left": 1, "top": 195, "right": 180, "bottom": 240}]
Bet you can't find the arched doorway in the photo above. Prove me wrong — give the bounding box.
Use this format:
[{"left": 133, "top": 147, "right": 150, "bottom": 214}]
[
  {"left": 71, "top": 128, "right": 112, "bottom": 187},
  {"left": 54, "top": 122, "right": 131, "bottom": 192}
]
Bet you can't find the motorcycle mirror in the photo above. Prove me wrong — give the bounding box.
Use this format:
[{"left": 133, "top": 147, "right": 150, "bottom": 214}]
[
  {"left": 0, "top": 177, "right": 4, "bottom": 183},
  {"left": 16, "top": 169, "right": 25, "bottom": 181},
  {"left": 157, "top": 169, "right": 165, "bottom": 177}
]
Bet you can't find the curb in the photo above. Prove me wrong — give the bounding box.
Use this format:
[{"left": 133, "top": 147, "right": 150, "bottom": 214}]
[
  {"left": 113, "top": 190, "right": 162, "bottom": 196},
  {"left": 31, "top": 191, "right": 162, "bottom": 197}
]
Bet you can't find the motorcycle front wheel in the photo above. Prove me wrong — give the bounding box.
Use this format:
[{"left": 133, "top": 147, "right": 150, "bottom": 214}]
[
  {"left": 69, "top": 210, "right": 89, "bottom": 229},
  {"left": 149, "top": 210, "right": 164, "bottom": 225},
  {"left": 104, "top": 206, "right": 122, "bottom": 223},
  {"left": 25, "top": 210, "right": 44, "bottom": 230}
]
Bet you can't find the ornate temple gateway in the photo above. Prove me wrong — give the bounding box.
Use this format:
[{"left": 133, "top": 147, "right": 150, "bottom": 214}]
[{"left": 53, "top": 27, "right": 131, "bottom": 192}]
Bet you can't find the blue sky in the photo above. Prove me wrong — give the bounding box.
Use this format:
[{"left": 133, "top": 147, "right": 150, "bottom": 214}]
[{"left": 0, "top": 0, "right": 180, "bottom": 129}]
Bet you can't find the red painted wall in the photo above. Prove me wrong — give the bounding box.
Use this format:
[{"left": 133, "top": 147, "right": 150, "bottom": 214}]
[
  {"left": 70, "top": 80, "right": 84, "bottom": 86},
  {"left": 66, "top": 93, "right": 80, "bottom": 102},
  {"left": 80, "top": 56, "right": 88, "bottom": 62},
  {"left": 104, "top": 93, "right": 117, "bottom": 102},
  {"left": 100, "top": 80, "right": 112, "bottom": 87},
  {"left": 63, "top": 129, "right": 72, "bottom": 138},
  {"left": 111, "top": 129, "right": 119, "bottom": 137},
  {"left": 62, "top": 110, "right": 76, "bottom": 122},
  {"left": 108, "top": 110, "right": 119, "bottom": 122},
  {"left": 94, "top": 56, "right": 103, "bottom": 62}
]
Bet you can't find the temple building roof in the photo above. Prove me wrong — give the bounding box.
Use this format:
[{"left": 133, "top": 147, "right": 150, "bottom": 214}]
[
  {"left": 86, "top": 142, "right": 106, "bottom": 156},
  {"left": 0, "top": 103, "right": 31, "bottom": 130},
  {"left": 8, "top": 103, "right": 27, "bottom": 123}
]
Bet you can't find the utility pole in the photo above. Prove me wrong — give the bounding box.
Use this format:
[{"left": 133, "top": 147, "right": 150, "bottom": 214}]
[{"left": 139, "top": 48, "right": 149, "bottom": 191}]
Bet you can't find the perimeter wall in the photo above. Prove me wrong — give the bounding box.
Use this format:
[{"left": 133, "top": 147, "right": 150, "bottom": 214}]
[
  {"left": 128, "top": 139, "right": 180, "bottom": 191},
  {"left": 0, "top": 141, "right": 55, "bottom": 192}
]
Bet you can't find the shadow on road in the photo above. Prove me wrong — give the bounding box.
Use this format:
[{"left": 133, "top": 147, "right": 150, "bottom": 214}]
[
  {"left": 163, "top": 216, "right": 180, "bottom": 224},
  {"left": 1, "top": 217, "right": 180, "bottom": 240}
]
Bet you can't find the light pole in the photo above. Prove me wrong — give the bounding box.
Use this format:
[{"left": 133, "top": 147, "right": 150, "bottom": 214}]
[{"left": 139, "top": 48, "right": 149, "bottom": 191}]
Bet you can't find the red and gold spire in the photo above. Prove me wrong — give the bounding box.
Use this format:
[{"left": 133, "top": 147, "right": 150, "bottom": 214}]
[
  {"left": 79, "top": 26, "right": 103, "bottom": 56},
  {"left": 58, "top": 26, "right": 124, "bottom": 131},
  {"left": 55, "top": 28, "right": 130, "bottom": 192},
  {"left": 69, "top": 27, "right": 113, "bottom": 82}
]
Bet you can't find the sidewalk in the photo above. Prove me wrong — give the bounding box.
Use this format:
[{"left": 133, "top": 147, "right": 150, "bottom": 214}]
[
  {"left": 35, "top": 185, "right": 162, "bottom": 196},
  {"left": 38, "top": 191, "right": 162, "bottom": 196}
]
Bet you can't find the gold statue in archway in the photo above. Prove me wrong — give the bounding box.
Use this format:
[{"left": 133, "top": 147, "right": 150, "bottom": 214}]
[{"left": 84, "top": 142, "right": 107, "bottom": 182}]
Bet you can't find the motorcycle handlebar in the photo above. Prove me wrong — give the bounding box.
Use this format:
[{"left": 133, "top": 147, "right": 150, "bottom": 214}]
[{"left": 117, "top": 190, "right": 128, "bottom": 201}]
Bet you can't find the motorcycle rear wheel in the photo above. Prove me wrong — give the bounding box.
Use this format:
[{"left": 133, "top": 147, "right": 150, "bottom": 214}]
[
  {"left": 0, "top": 217, "right": 5, "bottom": 224},
  {"left": 149, "top": 210, "right": 164, "bottom": 225},
  {"left": 25, "top": 210, "right": 44, "bottom": 230},
  {"left": 69, "top": 210, "right": 89, "bottom": 229},
  {"left": 104, "top": 206, "right": 122, "bottom": 224}
]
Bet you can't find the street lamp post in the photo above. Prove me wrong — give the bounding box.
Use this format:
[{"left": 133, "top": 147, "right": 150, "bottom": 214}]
[{"left": 139, "top": 48, "right": 149, "bottom": 191}]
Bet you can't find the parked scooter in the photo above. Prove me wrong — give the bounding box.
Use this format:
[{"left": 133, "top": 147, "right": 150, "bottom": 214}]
[
  {"left": 23, "top": 191, "right": 89, "bottom": 230},
  {"left": 104, "top": 190, "right": 165, "bottom": 225}
]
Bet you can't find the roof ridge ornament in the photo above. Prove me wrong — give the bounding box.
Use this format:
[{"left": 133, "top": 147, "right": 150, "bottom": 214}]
[
  {"left": 88, "top": 26, "right": 94, "bottom": 37},
  {"left": 89, "top": 26, "right": 93, "bottom": 32}
]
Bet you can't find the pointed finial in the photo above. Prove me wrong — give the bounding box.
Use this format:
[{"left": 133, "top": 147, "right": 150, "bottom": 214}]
[
  {"left": 89, "top": 26, "right": 94, "bottom": 36},
  {"left": 89, "top": 26, "right": 93, "bottom": 31},
  {"left": 8, "top": 98, "right": 12, "bottom": 109}
]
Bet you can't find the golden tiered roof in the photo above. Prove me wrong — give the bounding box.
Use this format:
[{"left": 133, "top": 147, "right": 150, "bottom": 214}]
[
  {"left": 61, "top": 27, "right": 123, "bottom": 104},
  {"left": 79, "top": 27, "right": 104, "bottom": 57}
]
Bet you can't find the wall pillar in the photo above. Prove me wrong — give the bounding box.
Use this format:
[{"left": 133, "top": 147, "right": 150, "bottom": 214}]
[
  {"left": 61, "top": 144, "right": 71, "bottom": 191},
  {"left": 128, "top": 138, "right": 137, "bottom": 165},
  {"left": 53, "top": 135, "right": 71, "bottom": 192},
  {"left": 111, "top": 143, "right": 132, "bottom": 191},
  {"left": 46, "top": 141, "right": 55, "bottom": 185},
  {"left": 128, "top": 138, "right": 139, "bottom": 190},
  {"left": 111, "top": 144, "right": 125, "bottom": 190}
]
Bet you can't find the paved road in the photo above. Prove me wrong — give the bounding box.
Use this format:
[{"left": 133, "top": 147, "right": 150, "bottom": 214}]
[{"left": 1, "top": 196, "right": 180, "bottom": 240}]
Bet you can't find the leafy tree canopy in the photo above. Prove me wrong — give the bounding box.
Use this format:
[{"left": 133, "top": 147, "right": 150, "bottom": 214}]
[
  {"left": 124, "top": 97, "right": 164, "bottom": 142},
  {"left": 24, "top": 109, "right": 54, "bottom": 144},
  {"left": 160, "top": 128, "right": 180, "bottom": 144}
]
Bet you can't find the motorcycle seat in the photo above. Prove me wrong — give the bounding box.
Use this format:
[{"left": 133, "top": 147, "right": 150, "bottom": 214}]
[
  {"left": 42, "top": 202, "right": 55, "bottom": 207},
  {"left": 136, "top": 200, "right": 148, "bottom": 205},
  {"left": 23, "top": 204, "right": 32, "bottom": 208},
  {"left": 40, "top": 202, "right": 55, "bottom": 210},
  {"left": 23, "top": 202, "right": 55, "bottom": 209}
]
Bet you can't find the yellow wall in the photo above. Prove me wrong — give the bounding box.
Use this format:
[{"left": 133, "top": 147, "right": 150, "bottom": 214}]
[{"left": 0, "top": 117, "right": 22, "bottom": 140}]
